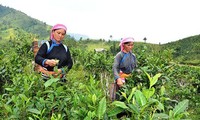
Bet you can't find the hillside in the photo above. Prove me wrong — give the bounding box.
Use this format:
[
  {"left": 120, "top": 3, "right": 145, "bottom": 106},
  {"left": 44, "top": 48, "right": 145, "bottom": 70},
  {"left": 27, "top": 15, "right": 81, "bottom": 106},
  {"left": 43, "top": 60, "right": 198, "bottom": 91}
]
[
  {"left": 0, "top": 4, "right": 199, "bottom": 65},
  {"left": 0, "top": 5, "right": 88, "bottom": 41},
  {"left": 162, "top": 35, "right": 200, "bottom": 65},
  {"left": 0, "top": 5, "right": 50, "bottom": 40}
]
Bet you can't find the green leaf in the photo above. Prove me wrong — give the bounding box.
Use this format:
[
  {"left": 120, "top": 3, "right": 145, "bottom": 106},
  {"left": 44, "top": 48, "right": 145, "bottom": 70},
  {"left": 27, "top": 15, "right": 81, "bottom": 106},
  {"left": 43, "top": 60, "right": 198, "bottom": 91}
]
[
  {"left": 107, "top": 107, "right": 124, "bottom": 117},
  {"left": 112, "top": 101, "right": 129, "bottom": 109},
  {"left": 134, "top": 90, "right": 147, "bottom": 107},
  {"left": 160, "top": 85, "right": 165, "bottom": 96},
  {"left": 92, "top": 94, "right": 97, "bottom": 105},
  {"left": 28, "top": 117, "right": 35, "bottom": 120},
  {"left": 144, "top": 71, "right": 152, "bottom": 85},
  {"left": 44, "top": 78, "right": 59, "bottom": 88},
  {"left": 127, "top": 104, "right": 139, "bottom": 114},
  {"left": 56, "top": 86, "right": 64, "bottom": 93},
  {"left": 169, "top": 110, "right": 173, "bottom": 118},
  {"left": 127, "top": 87, "right": 137, "bottom": 103},
  {"left": 142, "top": 87, "right": 155, "bottom": 99},
  {"left": 27, "top": 108, "right": 40, "bottom": 114},
  {"left": 149, "top": 98, "right": 165, "bottom": 111},
  {"left": 19, "top": 94, "right": 28, "bottom": 102},
  {"left": 84, "top": 111, "right": 96, "bottom": 120},
  {"left": 153, "top": 113, "right": 169, "bottom": 119},
  {"left": 97, "top": 97, "right": 106, "bottom": 119},
  {"left": 150, "top": 73, "right": 161, "bottom": 88},
  {"left": 5, "top": 88, "right": 14, "bottom": 91},
  {"left": 157, "top": 101, "right": 165, "bottom": 111},
  {"left": 4, "top": 104, "right": 12, "bottom": 113},
  {"left": 172, "top": 99, "right": 189, "bottom": 117},
  {"left": 121, "top": 92, "right": 127, "bottom": 100}
]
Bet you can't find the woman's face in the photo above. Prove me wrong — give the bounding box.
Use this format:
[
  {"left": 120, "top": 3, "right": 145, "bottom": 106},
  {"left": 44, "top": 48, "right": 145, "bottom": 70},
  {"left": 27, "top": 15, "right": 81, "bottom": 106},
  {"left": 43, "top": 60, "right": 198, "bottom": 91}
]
[
  {"left": 52, "top": 28, "right": 66, "bottom": 43},
  {"left": 123, "top": 42, "right": 134, "bottom": 52}
]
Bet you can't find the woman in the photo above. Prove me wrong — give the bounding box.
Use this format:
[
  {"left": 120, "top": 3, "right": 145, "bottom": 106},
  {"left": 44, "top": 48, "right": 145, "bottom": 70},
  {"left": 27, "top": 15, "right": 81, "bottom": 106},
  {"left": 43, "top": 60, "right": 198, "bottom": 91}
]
[
  {"left": 113, "top": 37, "right": 137, "bottom": 87},
  {"left": 112, "top": 37, "right": 137, "bottom": 118},
  {"left": 35, "top": 24, "right": 73, "bottom": 80}
]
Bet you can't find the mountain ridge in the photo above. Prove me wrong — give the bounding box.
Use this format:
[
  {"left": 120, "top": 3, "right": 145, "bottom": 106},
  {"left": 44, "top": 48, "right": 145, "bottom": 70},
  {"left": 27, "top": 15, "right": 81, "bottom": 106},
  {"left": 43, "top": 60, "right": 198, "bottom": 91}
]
[
  {"left": 0, "top": 4, "right": 199, "bottom": 65},
  {"left": 0, "top": 5, "right": 89, "bottom": 40}
]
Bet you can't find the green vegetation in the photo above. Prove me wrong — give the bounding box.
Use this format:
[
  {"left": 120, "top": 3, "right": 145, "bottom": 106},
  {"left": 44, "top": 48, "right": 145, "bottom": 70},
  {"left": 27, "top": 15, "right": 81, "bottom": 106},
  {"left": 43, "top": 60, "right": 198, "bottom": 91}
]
[
  {"left": 162, "top": 35, "right": 200, "bottom": 65},
  {"left": 0, "top": 31, "right": 199, "bottom": 119},
  {"left": 1, "top": 4, "right": 200, "bottom": 65},
  {"left": 0, "top": 5, "right": 50, "bottom": 41},
  {"left": 0, "top": 4, "right": 200, "bottom": 119}
]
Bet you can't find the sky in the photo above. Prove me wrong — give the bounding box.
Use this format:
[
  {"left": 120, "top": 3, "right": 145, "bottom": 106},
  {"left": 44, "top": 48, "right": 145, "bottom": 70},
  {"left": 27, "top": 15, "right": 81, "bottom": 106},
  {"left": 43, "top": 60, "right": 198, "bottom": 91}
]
[{"left": 1, "top": 0, "right": 200, "bottom": 44}]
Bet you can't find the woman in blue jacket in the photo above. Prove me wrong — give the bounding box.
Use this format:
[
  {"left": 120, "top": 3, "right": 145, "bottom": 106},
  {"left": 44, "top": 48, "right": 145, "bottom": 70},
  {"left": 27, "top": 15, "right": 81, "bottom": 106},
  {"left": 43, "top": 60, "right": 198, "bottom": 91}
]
[
  {"left": 35, "top": 24, "right": 73, "bottom": 80},
  {"left": 113, "top": 37, "right": 137, "bottom": 87}
]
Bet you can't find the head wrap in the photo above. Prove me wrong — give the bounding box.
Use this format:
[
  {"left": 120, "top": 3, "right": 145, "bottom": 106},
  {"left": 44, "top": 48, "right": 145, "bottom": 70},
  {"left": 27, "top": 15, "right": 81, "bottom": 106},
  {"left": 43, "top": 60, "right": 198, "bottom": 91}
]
[
  {"left": 119, "top": 37, "right": 134, "bottom": 51},
  {"left": 50, "top": 24, "right": 67, "bottom": 40}
]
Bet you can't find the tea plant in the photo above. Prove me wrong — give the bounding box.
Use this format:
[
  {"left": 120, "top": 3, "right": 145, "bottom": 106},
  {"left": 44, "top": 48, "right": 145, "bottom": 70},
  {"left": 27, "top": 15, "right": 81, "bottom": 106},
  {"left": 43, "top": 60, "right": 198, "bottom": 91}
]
[{"left": 108, "top": 71, "right": 189, "bottom": 120}]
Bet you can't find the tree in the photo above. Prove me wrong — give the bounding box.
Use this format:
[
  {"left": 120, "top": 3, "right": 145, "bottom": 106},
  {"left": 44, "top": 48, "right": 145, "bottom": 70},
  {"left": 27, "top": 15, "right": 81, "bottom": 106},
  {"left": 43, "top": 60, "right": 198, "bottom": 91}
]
[
  {"left": 110, "top": 35, "right": 113, "bottom": 40},
  {"left": 143, "top": 37, "right": 147, "bottom": 43}
]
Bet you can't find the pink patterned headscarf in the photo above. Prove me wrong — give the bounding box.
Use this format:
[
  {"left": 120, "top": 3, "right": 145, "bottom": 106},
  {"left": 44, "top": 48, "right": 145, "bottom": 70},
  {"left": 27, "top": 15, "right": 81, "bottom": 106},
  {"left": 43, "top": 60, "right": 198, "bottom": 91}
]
[
  {"left": 119, "top": 37, "right": 134, "bottom": 51},
  {"left": 50, "top": 24, "right": 67, "bottom": 40}
]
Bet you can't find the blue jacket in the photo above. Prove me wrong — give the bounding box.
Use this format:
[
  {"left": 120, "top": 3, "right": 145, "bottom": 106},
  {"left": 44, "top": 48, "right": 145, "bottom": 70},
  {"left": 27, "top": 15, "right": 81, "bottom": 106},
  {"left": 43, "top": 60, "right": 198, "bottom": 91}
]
[
  {"left": 113, "top": 51, "right": 137, "bottom": 80},
  {"left": 35, "top": 40, "right": 73, "bottom": 73}
]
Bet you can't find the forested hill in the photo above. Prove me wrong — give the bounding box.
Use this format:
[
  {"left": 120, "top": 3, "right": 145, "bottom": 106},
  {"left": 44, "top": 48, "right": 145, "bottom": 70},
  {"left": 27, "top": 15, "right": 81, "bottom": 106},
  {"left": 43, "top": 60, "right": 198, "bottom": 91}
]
[
  {"left": 0, "top": 5, "right": 51, "bottom": 40},
  {"left": 0, "top": 4, "right": 199, "bottom": 65},
  {"left": 161, "top": 35, "right": 200, "bottom": 65},
  {"left": 0, "top": 5, "right": 88, "bottom": 41}
]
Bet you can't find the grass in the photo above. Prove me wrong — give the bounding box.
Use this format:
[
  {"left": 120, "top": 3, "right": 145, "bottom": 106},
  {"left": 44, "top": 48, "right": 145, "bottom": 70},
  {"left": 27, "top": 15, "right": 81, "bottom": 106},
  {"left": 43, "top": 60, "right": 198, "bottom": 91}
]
[{"left": 86, "top": 42, "right": 110, "bottom": 51}]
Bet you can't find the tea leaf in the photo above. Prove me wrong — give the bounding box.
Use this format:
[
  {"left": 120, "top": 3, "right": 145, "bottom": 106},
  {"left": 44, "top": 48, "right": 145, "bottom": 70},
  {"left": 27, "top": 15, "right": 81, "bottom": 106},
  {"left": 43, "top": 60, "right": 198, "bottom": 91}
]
[
  {"left": 112, "top": 101, "right": 128, "bottom": 109},
  {"left": 97, "top": 97, "right": 106, "bottom": 119},
  {"left": 44, "top": 78, "right": 59, "bottom": 88},
  {"left": 143, "top": 87, "right": 155, "bottom": 99},
  {"left": 107, "top": 107, "right": 124, "bottom": 117},
  {"left": 160, "top": 86, "right": 165, "bottom": 96},
  {"left": 127, "top": 104, "right": 139, "bottom": 114},
  {"left": 135, "top": 90, "right": 147, "bottom": 106},
  {"left": 5, "top": 88, "right": 14, "bottom": 91},
  {"left": 27, "top": 108, "right": 40, "bottom": 114},
  {"left": 92, "top": 94, "right": 97, "bottom": 105},
  {"left": 173, "top": 99, "right": 189, "bottom": 117},
  {"left": 150, "top": 73, "right": 161, "bottom": 88},
  {"left": 127, "top": 87, "right": 137, "bottom": 103},
  {"left": 153, "top": 113, "right": 169, "bottom": 119}
]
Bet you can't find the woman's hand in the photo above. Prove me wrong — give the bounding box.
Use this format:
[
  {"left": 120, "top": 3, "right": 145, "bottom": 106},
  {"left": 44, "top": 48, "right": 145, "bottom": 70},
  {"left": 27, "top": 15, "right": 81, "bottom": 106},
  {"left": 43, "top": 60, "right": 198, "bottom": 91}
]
[
  {"left": 117, "top": 78, "right": 124, "bottom": 87},
  {"left": 45, "top": 59, "right": 57, "bottom": 67},
  {"left": 38, "top": 65, "right": 62, "bottom": 78},
  {"left": 52, "top": 69, "right": 62, "bottom": 77}
]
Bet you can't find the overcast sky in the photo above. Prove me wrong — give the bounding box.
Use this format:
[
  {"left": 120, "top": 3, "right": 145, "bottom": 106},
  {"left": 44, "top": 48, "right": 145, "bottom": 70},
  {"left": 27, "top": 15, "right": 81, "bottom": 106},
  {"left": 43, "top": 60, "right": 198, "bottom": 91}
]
[{"left": 1, "top": 0, "right": 200, "bottom": 44}]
